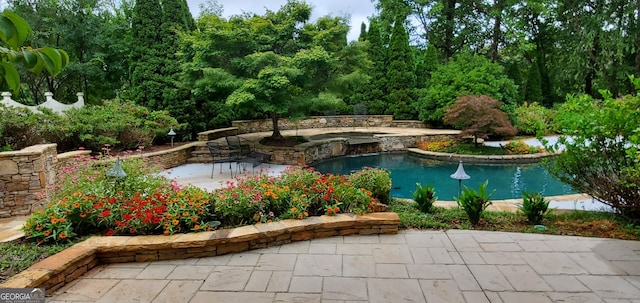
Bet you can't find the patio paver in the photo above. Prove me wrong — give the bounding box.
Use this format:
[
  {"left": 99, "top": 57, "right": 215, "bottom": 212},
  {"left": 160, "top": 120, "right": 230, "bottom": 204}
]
[{"left": 47, "top": 230, "right": 640, "bottom": 302}]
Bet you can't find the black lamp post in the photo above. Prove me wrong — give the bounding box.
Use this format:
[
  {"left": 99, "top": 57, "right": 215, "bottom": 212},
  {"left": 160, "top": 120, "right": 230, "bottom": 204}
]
[
  {"left": 450, "top": 159, "right": 470, "bottom": 197},
  {"left": 168, "top": 128, "right": 176, "bottom": 147}
]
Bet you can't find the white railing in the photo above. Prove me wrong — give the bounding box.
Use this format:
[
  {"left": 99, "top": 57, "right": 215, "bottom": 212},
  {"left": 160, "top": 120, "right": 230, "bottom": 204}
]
[{"left": 0, "top": 91, "right": 84, "bottom": 114}]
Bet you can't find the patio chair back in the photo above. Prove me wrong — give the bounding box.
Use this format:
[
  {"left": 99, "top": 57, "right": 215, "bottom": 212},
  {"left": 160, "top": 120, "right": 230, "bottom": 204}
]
[
  {"left": 206, "top": 141, "right": 236, "bottom": 178},
  {"left": 225, "top": 135, "right": 253, "bottom": 157},
  {"left": 353, "top": 103, "right": 368, "bottom": 128}
]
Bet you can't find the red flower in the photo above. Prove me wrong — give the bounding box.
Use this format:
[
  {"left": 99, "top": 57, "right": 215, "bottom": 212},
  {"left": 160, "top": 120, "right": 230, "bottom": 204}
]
[{"left": 101, "top": 209, "right": 111, "bottom": 218}]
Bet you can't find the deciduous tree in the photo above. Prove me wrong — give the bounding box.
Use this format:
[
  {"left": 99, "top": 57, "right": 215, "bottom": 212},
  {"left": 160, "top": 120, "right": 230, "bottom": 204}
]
[
  {"left": 443, "top": 95, "right": 517, "bottom": 146},
  {"left": 547, "top": 86, "right": 640, "bottom": 220}
]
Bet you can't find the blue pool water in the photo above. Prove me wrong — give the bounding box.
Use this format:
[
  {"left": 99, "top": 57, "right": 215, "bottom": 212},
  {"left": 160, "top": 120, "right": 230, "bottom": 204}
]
[{"left": 312, "top": 153, "right": 576, "bottom": 200}]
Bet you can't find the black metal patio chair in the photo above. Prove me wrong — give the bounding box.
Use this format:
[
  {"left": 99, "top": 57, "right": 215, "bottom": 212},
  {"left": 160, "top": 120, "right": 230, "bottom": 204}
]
[
  {"left": 225, "top": 135, "right": 272, "bottom": 174},
  {"left": 206, "top": 141, "right": 238, "bottom": 178}
]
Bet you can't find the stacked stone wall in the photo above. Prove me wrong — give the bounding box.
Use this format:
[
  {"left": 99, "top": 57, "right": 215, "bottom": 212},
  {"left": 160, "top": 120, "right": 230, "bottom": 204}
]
[
  {"left": 232, "top": 115, "right": 395, "bottom": 134},
  {"left": 135, "top": 143, "right": 197, "bottom": 169},
  {"left": 0, "top": 144, "right": 57, "bottom": 217}
]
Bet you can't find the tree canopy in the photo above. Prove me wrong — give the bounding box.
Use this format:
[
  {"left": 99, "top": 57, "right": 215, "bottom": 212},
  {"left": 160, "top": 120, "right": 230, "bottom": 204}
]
[
  {"left": 443, "top": 95, "right": 517, "bottom": 145},
  {"left": 2, "top": 0, "right": 640, "bottom": 138}
]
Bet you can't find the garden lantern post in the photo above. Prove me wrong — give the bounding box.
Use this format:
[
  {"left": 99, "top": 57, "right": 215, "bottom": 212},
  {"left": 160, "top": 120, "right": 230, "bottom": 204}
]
[
  {"left": 168, "top": 128, "right": 176, "bottom": 147},
  {"left": 450, "top": 159, "right": 470, "bottom": 197},
  {"left": 106, "top": 158, "right": 127, "bottom": 191}
]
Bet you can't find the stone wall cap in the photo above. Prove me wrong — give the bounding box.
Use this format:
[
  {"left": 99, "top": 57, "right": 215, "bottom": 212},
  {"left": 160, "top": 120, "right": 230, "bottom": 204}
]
[
  {"left": 0, "top": 268, "right": 51, "bottom": 288},
  {"left": 29, "top": 246, "right": 96, "bottom": 274}
]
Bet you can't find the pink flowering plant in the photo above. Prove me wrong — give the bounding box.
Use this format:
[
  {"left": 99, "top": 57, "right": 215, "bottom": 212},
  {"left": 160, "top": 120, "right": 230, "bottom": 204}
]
[
  {"left": 23, "top": 152, "right": 216, "bottom": 243},
  {"left": 24, "top": 150, "right": 391, "bottom": 243},
  {"left": 213, "top": 166, "right": 389, "bottom": 226}
]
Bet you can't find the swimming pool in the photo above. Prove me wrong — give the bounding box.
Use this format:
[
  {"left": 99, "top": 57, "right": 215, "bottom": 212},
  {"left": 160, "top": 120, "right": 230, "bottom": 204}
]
[{"left": 312, "top": 152, "right": 576, "bottom": 200}]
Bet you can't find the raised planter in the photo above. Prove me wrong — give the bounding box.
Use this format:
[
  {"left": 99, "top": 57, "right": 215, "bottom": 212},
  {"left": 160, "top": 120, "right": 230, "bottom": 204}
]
[{"left": 0, "top": 212, "right": 399, "bottom": 293}]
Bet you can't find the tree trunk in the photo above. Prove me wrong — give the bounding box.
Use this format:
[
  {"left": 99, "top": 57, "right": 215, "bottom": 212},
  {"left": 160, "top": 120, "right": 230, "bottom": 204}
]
[
  {"left": 585, "top": 34, "right": 600, "bottom": 97},
  {"left": 634, "top": 0, "right": 640, "bottom": 95},
  {"left": 270, "top": 112, "right": 283, "bottom": 140},
  {"left": 489, "top": 0, "right": 504, "bottom": 62},
  {"left": 443, "top": 0, "right": 456, "bottom": 60}
]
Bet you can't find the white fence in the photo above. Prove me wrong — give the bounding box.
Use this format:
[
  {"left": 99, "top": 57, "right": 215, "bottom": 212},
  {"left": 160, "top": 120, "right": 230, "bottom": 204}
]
[{"left": 0, "top": 92, "right": 84, "bottom": 114}]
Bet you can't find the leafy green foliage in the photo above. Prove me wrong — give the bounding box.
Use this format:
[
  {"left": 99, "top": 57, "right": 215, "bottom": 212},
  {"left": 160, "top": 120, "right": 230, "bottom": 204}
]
[
  {"left": 456, "top": 181, "right": 494, "bottom": 225},
  {"left": 348, "top": 168, "right": 392, "bottom": 204},
  {"left": 417, "top": 52, "right": 518, "bottom": 123},
  {"left": 0, "top": 11, "right": 68, "bottom": 93},
  {"left": 546, "top": 89, "right": 640, "bottom": 220},
  {"left": 0, "top": 104, "right": 56, "bottom": 150},
  {"left": 0, "top": 100, "right": 178, "bottom": 152},
  {"left": 514, "top": 102, "right": 554, "bottom": 135},
  {"left": 413, "top": 183, "right": 437, "bottom": 213},
  {"left": 519, "top": 191, "right": 550, "bottom": 225},
  {"left": 129, "top": 0, "right": 165, "bottom": 109},
  {"left": 524, "top": 61, "right": 543, "bottom": 103}
]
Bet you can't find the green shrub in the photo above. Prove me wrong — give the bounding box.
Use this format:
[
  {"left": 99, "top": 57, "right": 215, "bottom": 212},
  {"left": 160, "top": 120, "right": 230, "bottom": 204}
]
[
  {"left": 59, "top": 99, "right": 180, "bottom": 151},
  {"left": 519, "top": 191, "right": 550, "bottom": 225},
  {"left": 0, "top": 100, "right": 180, "bottom": 153},
  {"left": 213, "top": 167, "right": 386, "bottom": 226},
  {"left": 503, "top": 140, "right": 542, "bottom": 154},
  {"left": 456, "top": 181, "right": 494, "bottom": 225},
  {"left": 0, "top": 105, "right": 52, "bottom": 150},
  {"left": 514, "top": 102, "right": 553, "bottom": 136},
  {"left": 416, "top": 52, "right": 518, "bottom": 124},
  {"left": 546, "top": 90, "right": 640, "bottom": 219},
  {"left": 348, "top": 168, "right": 392, "bottom": 203},
  {"left": 413, "top": 183, "right": 437, "bottom": 213}
]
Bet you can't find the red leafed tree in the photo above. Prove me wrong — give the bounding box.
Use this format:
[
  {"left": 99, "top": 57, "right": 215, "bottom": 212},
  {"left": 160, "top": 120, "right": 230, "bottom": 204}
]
[{"left": 443, "top": 95, "right": 517, "bottom": 147}]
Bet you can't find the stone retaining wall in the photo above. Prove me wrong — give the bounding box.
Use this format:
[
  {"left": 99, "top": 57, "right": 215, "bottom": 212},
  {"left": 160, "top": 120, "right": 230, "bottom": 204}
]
[
  {"left": 408, "top": 148, "right": 556, "bottom": 163},
  {"left": 0, "top": 212, "right": 400, "bottom": 293},
  {"left": 0, "top": 144, "right": 57, "bottom": 217},
  {"left": 131, "top": 143, "right": 198, "bottom": 169},
  {"left": 196, "top": 127, "right": 239, "bottom": 141},
  {"left": 232, "top": 115, "right": 395, "bottom": 134},
  {"left": 254, "top": 134, "right": 460, "bottom": 165}
]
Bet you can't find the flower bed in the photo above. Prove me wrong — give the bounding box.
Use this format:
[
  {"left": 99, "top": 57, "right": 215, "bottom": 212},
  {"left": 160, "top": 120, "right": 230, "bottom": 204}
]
[{"left": 22, "top": 153, "right": 392, "bottom": 244}]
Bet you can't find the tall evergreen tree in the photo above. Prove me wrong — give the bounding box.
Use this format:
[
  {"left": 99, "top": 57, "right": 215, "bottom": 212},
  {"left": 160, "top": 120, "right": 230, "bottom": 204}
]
[
  {"left": 361, "top": 19, "right": 387, "bottom": 114},
  {"left": 358, "top": 22, "right": 367, "bottom": 42},
  {"left": 130, "top": 0, "right": 165, "bottom": 109},
  {"left": 505, "top": 62, "right": 524, "bottom": 104},
  {"left": 385, "top": 14, "right": 416, "bottom": 119},
  {"left": 160, "top": 0, "right": 197, "bottom": 134},
  {"left": 415, "top": 44, "right": 439, "bottom": 89},
  {"left": 524, "top": 60, "right": 543, "bottom": 103}
]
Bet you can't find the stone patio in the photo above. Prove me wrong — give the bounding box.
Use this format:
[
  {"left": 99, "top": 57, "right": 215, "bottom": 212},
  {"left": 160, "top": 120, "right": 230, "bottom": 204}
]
[{"left": 48, "top": 229, "right": 640, "bottom": 303}]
